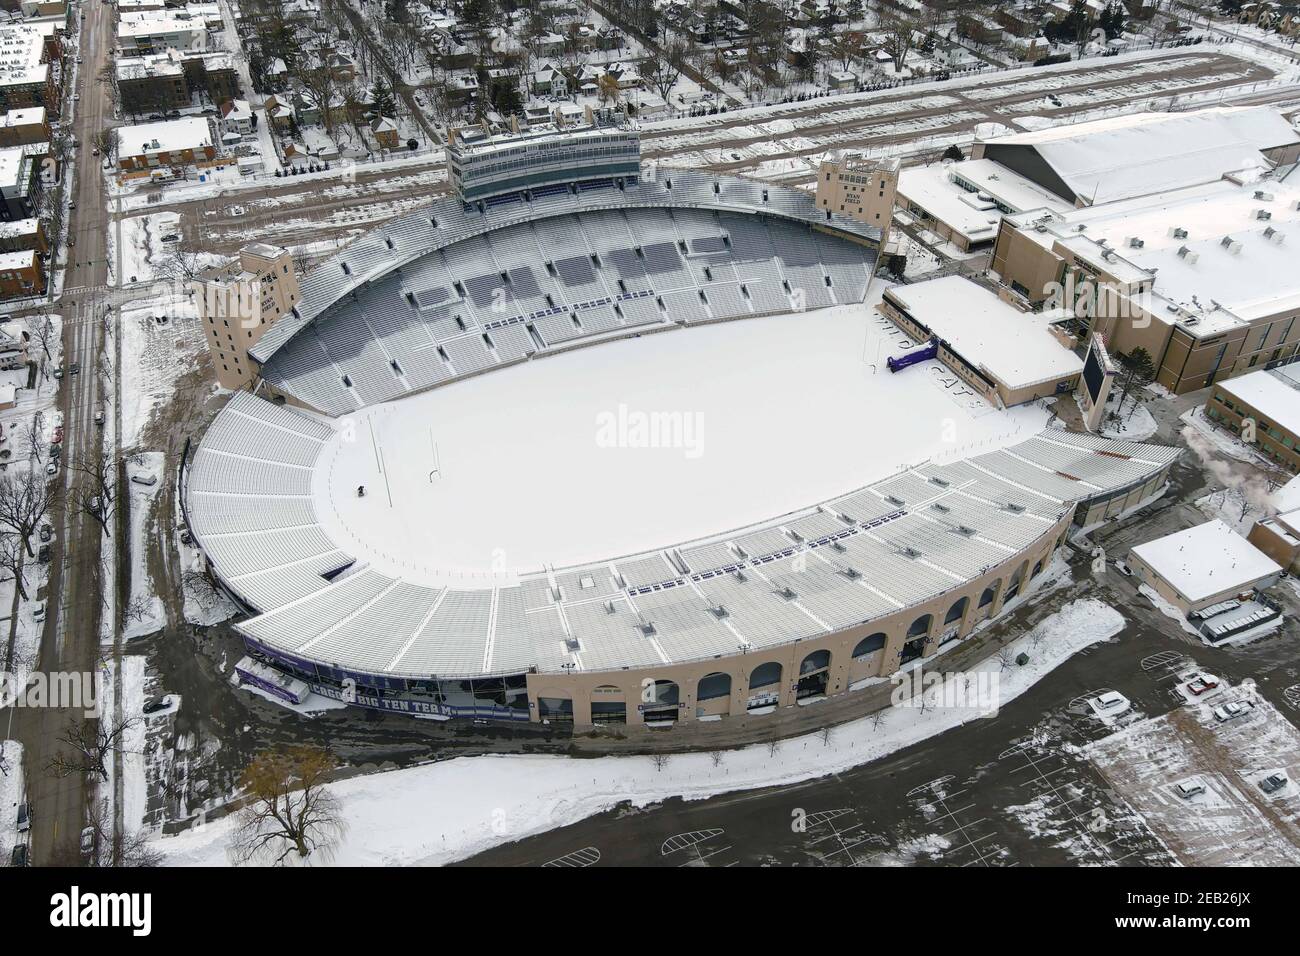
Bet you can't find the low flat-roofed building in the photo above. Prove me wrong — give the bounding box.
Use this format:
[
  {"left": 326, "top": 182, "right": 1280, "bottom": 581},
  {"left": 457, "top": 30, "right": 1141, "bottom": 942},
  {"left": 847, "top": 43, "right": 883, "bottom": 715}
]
[
  {"left": 116, "top": 116, "right": 215, "bottom": 169},
  {"left": 897, "top": 158, "right": 1072, "bottom": 252},
  {"left": 1249, "top": 507, "right": 1300, "bottom": 573},
  {"left": 879, "top": 275, "right": 1083, "bottom": 406},
  {"left": 992, "top": 174, "right": 1300, "bottom": 395},
  {"left": 0, "top": 247, "right": 42, "bottom": 297},
  {"left": 0, "top": 215, "right": 45, "bottom": 254},
  {"left": 1129, "top": 519, "right": 1284, "bottom": 613},
  {"left": 0, "top": 105, "right": 46, "bottom": 146},
  {"left": 1206, "top": 362, "right": 1300, "bottom": 473}
]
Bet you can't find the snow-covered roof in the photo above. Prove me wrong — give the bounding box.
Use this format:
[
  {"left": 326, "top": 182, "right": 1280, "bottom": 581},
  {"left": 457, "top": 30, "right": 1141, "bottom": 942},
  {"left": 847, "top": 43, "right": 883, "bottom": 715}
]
[
  {"left": 981, "top": 107, "right": 1300, "bottom": 205},
  {"left": 1217, "top": 364, "right": 1300, "bottom": 438},
  {"left": 885, "top": 276, "right": 1083, "bottom": 390},
  {"left": 1131, "top": 519, "right": 1282, "bottom": 603},
  {"left": 897, "top": 159, "right": 1070, "bottom": 243},
  {"left": 1008, "top": 175, "right": 1300, "bottom": 336},
  {"left": 117, "top": 116, "right": 213, "bottom": 156}
]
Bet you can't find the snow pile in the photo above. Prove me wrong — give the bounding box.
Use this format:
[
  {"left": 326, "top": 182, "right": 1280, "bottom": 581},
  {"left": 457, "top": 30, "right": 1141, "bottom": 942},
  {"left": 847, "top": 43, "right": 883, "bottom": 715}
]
[
  {"left": 157, "top": 597, "right": 1123, "bottom": 867},
  {"left": 124, "top": 452, "right": 165, "bottom": 641},
  {"left": 1138, "top": 583, "right": 1201, "bottom": 637},
  {"left": 0, "top": 740, "right": 24, "bottom": 862}
]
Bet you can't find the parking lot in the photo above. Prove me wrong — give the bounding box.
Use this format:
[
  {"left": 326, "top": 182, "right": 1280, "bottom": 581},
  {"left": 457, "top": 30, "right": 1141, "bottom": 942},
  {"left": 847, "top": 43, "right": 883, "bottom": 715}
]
[{"left": 1084, "top": 681, "right": 1300, "bottom": 866}]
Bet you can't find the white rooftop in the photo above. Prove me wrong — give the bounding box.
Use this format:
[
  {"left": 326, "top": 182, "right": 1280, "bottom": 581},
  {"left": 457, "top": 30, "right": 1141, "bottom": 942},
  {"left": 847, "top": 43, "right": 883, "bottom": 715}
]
[
  {"left": 1218, "top": 364, "right": 1300, "bottom": 438},
  {"left": 898, "top": 159, "right": 1071, "bottom": 244},
  {"left": 885, "top": 276, "right": 1084, "bottom": 390},
  {"left": 1014, "top": 175, "right": 1300, "bottom": 335},
  {"left": 1131, "top": 519, "right": 1282, "bottom": 603},
  {"left": 982, "top": 107, "right": 1299, "bottom": 205},
  {"left": 117, "top": 116, "right": 213, "bottom": 156}
]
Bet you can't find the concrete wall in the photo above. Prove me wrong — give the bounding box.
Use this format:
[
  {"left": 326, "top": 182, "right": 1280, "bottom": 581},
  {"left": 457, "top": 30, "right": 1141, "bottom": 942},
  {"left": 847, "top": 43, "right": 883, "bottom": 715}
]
[{"left": 526, "top": 515, "right": 1071, "bottom": 727}]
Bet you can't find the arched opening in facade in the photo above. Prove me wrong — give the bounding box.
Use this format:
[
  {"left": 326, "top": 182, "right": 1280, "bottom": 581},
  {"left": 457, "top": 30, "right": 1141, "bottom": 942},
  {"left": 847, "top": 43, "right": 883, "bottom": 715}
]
[
  {"left": 589, "top": 685, "right": 626, "bottom": 725},
  {"left": 642, "top": 679, "right": 680, "bottom": 724},
  {"left": 797, "top": 649, "right": 832, "bottom": 700},
  {"left": 853, "top": 633, "right": 887, "bottom": 658},
  {"left": 697, "top": 672, "right": 732, "bottom": 701},
  {"left": 901, "top": 613, "right": 932, "bottom": 663},
  {"left": 747, "top": 661, "right": 783, "bottom": 712}
]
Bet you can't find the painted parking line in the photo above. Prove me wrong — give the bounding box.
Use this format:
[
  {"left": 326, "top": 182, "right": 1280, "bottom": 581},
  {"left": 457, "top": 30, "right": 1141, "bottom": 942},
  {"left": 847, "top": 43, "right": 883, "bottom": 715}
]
[
  {"left": 542, "top": 846, "right": 601, "bottom": 867},
  {"left": 661, "top": 829, "right": 733, "bottom": 867},
  {"left": 802, "top": 808, "right": 886, "bottom": 866},
  {"left": 999, "top": 740, "right": 1138, "bottom": 865},
  {"left": 907, "top": 777, "right": 1011, "bottom": 867}
]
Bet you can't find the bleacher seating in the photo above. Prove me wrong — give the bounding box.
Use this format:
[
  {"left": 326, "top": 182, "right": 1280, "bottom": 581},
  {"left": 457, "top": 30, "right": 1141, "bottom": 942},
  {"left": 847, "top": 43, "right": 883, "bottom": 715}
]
[{"left": 258, "top": 203, "right": 879, "bottom": 416}]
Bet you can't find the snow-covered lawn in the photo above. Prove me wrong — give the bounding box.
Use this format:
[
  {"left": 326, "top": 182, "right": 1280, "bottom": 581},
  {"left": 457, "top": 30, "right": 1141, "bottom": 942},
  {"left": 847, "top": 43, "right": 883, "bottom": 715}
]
[
  {"left": 0, "top": 740, "right": 24, "bottom": 863},
  {"left": 156, "top": 597, "right": 1124, "bottom": 866},
  {"left": 124, "top": 453, "right": 165, "bottom": 641}
]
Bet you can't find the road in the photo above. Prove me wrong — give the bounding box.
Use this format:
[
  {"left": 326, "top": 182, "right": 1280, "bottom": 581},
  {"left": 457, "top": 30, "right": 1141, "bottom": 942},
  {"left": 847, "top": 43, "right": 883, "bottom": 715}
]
[{"left": 10, "top": 0, "right": 117, "bottom": 866}]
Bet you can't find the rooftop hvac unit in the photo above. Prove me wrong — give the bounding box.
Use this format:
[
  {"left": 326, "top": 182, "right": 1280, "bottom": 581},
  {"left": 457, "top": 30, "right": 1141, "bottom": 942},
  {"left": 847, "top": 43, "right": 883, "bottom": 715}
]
[
  {"left": 565, "top": 637, "right": 581, "bottom": 652},
  {"left": 1169, "top": 227, "right": 1189, "bottom": 239},
  {"left": 1264, "top": 227, "right": 1285, "bottom": 244},
  {"left": 1220, "top": 236, "right": 1243, "bottom": 254},
  {"left": 1177, "top": 245, "right": 1199, "bottom": 264},
  {"left": 1254, "top": 190, "right": 1274, "bottom": 202},
  {"left": 1255, "top": 209, "right": 1272, "bottom": 220},
  {"left": 1102, "top": 250, "right": 1117, "bottom": 262}
]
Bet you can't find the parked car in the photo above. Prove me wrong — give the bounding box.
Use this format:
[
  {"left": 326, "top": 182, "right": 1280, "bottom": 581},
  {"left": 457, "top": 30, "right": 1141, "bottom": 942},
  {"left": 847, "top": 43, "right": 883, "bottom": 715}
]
[
  {"left": 32, "top": 600, "right": 45, "bottom": 622},
  {"left": 143, "top": 696, "right": 172, "bottom": 715},
  {"left": 1175, "top": 781, "right": 1205, "bottom": 799},
  {"left": 38, "top": 524, "right": 53, "bottom": 542},
  {"left": 1092, "top": 691, "right": 1130, "bottom": 716},
  {"left": 1259, "top": 773, "right": 1289, "bottom": 794},
  {"left": 1186, "top": 674, "right": 1219, "bottom": 696},
  {"left": 37, "top": 544, "right": 50, "bottom": 563},
  {"left": 45, "top": 460, "right": 57, "bottom": 476},
  {"left": 130, "top": 472, "right": 157, "bottom": 487},
  {"left": 1113, "top": 559, "right": 1133, "bottom": 577},
  {"left": 93, "top": 410, "right": 104, "bottom": 426},
  {"left": 10, "top": 844, "right": 28, "bottom": 867},
  {"left": 80, "top": 826, "right": 95, "bottom": 858},
  {"left": 1213, "top": 700, "right": 1251, "bottom": 722},
  {"left": 16, "top": 802, "right": 30, "bottom": 831},
  {"left": 52, "top": 367, "right": 63, "bottom": 379},
  {"left": 52, "top": 426, "right": 63, "bottom": 443},
  {"left": 69, "top": 362, "right": 80, "bottom": 375}
]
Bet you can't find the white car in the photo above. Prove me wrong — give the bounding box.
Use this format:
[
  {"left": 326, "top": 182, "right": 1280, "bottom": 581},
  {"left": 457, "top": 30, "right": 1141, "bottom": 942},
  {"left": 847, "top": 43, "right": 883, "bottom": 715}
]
[
  {"left": 1175, "top": 780, "right": 1205, "bottom": 799},
  {"left": 1091, "top": 690, "right": 1131, "bottom": 716},
  {"left": 32, "top": 600, "right": 46, "bottom": 622},
  {"left": 1213, "top": 700, "right": 1251, "bottom": 722}
]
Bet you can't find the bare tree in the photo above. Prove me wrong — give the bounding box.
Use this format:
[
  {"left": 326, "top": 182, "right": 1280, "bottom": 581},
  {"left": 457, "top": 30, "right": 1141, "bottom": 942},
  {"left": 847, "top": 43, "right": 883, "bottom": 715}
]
[
  {"left": 0, "top": 469, "right": 57, "bottom": 556},
  {"left": 709, "top": 749, "right": 724, "bottom": 767},
  {"left": 299, "top": 65, "right": 341, "bottom": 136},
  {"left": 229, "top": 746, "right": 347, "bottom": 866},
  {"left": 83, "top": 797, "right": 163, "bottom": 867},
  {"left": 880, "top": 10, "right": 920, "bottom": 73},
  {"left": 0, "top": 532, "right": 30, "bottom": 601},
  {"left": 30, "top": 314, "right": 57, "bottom": 363},
  {"left": 994, "top": 645, "right": 1016, "bottom": 672},
  {"left": 183, "top": 568, "right": 224, "bottom": 613},
  {"left": 640, "top": 37, "right": 690, "bottom": 105},
  {"left": 47, "top": 713, "right": 142, "bottom": 781},
  {"left": 651, "top": 752, "right": 669, "bottom": 772},
  {"left": 14, "top": 418, "right": 45, "bottom": 463}
]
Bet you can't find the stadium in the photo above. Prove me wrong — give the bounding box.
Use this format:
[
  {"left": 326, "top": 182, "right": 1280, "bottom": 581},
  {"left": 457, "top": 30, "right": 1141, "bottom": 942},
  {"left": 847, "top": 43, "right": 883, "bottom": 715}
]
[{"left": 184, "top": 120, "right": 1179, "bottom": 726}]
